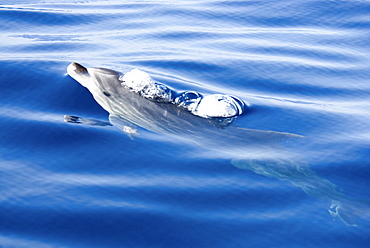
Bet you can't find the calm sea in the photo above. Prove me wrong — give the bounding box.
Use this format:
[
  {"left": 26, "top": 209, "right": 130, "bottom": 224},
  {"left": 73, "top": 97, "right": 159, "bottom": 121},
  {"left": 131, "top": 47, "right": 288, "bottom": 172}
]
[{"left": 1, "top": 0, "right": 370, "bottom": 247}]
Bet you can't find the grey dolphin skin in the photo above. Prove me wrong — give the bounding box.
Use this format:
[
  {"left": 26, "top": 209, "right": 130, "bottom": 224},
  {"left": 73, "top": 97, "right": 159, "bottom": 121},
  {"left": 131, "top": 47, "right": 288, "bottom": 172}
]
[{"left": 67, "top": 62, "right": 364, "bottom": 226}]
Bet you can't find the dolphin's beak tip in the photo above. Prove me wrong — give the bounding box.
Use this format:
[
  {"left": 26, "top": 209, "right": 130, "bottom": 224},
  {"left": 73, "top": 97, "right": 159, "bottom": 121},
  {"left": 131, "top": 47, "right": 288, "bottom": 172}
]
[{"left": 67, "top": 62, "right": 88, "bottom": 76}]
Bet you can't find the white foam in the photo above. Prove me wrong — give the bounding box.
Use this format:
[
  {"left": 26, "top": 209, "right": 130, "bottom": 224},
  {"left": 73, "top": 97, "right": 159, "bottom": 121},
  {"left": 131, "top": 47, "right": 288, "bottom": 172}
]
[
  {"left": 120, "top": 68, "right": 154, "bottom": 92},
  {"left": 120, "top": 68, "right": 246, "bottom": 118},
  {"left": 194, "top": 94, "right": 245, "bottom": 118},
  {"left": 120, "top": 69, "right": 173, "bottom": 102}
]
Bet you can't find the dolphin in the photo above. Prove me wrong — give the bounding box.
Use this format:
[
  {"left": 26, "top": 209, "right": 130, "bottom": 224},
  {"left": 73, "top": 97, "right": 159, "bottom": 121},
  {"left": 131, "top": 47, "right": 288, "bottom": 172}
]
[
  {"left": 66, "top": 62, "right": 365, "bottom": 226},
  {"left": 66, "top": 63, "right": 301, "bottom": 155}
]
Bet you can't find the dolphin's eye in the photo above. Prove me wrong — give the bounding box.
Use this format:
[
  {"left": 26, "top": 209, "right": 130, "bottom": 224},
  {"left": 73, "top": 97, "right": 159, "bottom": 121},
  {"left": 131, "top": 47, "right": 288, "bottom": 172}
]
[{"left": 103, "top": 91, "right": 111, "bottom": 97}]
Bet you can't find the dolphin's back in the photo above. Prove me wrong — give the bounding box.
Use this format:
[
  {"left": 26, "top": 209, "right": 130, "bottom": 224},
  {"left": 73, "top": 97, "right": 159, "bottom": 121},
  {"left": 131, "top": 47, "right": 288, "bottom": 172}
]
[{"left": 104, "top": 83, "right": 301, "bottom": 147}]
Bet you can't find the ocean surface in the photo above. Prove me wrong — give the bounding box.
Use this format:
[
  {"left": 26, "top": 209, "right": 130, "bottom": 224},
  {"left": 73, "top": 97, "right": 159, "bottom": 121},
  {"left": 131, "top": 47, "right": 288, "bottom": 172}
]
[{"left": 1, "top": 0, "right": 370, "bottom": 247}]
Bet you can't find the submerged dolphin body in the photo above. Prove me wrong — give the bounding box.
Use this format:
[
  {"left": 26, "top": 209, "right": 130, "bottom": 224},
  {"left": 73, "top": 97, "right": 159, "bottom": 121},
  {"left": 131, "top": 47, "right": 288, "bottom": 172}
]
[{"left": 67, "top": 62, "right": 363, "bottom": 226}]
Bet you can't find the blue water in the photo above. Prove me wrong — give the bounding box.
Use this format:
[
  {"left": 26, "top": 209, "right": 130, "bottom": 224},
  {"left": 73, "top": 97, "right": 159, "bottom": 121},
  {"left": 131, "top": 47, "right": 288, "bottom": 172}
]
[{"left": 1, "top": 0, "right": 370, "bottom": 247}]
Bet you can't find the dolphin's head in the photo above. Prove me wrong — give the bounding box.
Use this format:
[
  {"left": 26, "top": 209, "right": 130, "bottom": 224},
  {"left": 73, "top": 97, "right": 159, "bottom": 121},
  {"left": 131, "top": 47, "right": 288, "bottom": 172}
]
[
  {"left": 67, "top": 62, "right": 126, "bottom": 113},
  {"left": 67, "top": 62, "right": 124, "bottom": 95},
  {"left": 67, "top": 62, "right": 121, "bottom": 91},
  {"left": 67, "top": 62, "right": 91, "bottom": 88}
]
